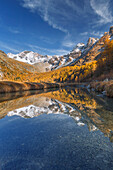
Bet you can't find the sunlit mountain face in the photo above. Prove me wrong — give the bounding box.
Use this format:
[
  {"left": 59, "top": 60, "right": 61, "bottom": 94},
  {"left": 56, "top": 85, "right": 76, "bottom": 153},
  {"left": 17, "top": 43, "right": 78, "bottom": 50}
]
[{"left": 0, "top": 87, "right": 113, "bottom": 142}]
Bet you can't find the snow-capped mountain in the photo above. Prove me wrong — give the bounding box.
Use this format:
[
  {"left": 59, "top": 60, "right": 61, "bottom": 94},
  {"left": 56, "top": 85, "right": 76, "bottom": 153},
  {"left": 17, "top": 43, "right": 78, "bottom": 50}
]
[
  {"left": 7, "top": 50, "right": 78, "bottom": 72},
  {"left": 5, "top": 26, "right": 113, "bottom": 73},
  {"left": 71, "top": 37, "right": 98, "bottom": 54},
  {"left": 64, "top": 37, "right": 99, "bottom": 66},
  {"left": 7, "top": 51, "right": 68, "bottom": 71},
  {"left": 8, "top": 51, "right": 44, "bottom": 65},
  {"left": 7, "top": 37, "right": 99, "bottom": 72}
]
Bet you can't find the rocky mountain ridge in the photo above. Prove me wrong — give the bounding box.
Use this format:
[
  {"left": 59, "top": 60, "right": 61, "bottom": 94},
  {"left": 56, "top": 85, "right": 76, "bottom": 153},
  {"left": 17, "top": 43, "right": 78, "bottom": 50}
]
[
  {"left": 7, "top": 37, "right": 99, "bottom": 72},
  {"left": 70, "top": 33, "right": 110, "bottom": 66}
]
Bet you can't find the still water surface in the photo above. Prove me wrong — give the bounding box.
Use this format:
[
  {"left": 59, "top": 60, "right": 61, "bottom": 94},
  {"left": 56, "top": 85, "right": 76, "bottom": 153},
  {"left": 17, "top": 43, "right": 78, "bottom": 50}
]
[{"left": 0, "top": 87, "right": 113, "bottom": 170}]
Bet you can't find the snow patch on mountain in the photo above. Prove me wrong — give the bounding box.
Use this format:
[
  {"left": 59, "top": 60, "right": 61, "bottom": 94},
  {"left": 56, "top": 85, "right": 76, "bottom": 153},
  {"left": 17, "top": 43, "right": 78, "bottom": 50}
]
[
  {"left": 71, "top": 43, "right": 85, "bottom": 53},
  {"left": 8, "top": 51, "right": 46, "bottom": 65}
]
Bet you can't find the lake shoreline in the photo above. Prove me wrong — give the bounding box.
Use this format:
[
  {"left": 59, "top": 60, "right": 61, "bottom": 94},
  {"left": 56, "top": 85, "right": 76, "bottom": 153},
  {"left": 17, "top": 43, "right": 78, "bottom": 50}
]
[
  {"left": 0, "top": 81, "right": 87, "bottom": 94},
  {"left": 89, "top": 80, "right": 113, "bottom": 98},
  {"left": 1, "top": 80, "right": 113, "bottom": 98}
]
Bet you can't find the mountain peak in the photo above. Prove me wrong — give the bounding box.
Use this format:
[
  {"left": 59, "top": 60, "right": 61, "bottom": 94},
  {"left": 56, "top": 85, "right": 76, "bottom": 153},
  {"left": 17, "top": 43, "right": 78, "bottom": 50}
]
[
  {"left": 7, "top": 51, "right": 43, "bottom": 65},
  {"left": 71, "top": 43, "right": 85, "bottom": 53},
  {"left": 87, "top": 37, "right": 99, "bottom": 47}
]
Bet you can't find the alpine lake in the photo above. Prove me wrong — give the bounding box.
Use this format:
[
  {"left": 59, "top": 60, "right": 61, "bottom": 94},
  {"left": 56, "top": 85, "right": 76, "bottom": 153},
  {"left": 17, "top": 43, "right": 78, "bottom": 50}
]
[{"left": 0, "top": 86, "right": 113, "bottom": 170}]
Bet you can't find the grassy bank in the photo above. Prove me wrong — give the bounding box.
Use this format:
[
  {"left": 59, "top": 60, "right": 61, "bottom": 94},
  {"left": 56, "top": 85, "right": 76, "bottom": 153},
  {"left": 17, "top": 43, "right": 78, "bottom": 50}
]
[
  {"left": 90, "top": 80, "right": 113, "bottom": 97},
  {"left": 0, "top": 81, "right": 59, "bottom": 93},
  {"left": 0, "top": 81, "right": 85, "bottom": 93}
]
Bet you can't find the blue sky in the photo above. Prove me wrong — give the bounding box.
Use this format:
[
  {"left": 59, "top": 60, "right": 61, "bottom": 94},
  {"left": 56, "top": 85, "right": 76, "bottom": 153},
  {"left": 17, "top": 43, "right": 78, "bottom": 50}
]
[{"left": 0, "top": 0, "right": 113, "bottom": 55}]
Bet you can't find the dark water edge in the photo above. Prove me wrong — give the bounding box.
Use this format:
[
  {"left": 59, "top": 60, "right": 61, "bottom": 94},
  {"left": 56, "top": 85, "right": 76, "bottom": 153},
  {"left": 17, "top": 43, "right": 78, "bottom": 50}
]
[
  {"left": 0, "top": 88, "right": 113, "bottom": 170},
  {"left": 0, "top": 88, "right": 59, "bottom": 103}
]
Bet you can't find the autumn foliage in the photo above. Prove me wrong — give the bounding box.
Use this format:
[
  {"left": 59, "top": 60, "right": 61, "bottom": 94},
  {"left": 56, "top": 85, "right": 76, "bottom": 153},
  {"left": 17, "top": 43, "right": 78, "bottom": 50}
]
[
  {"left": 96, "top": 39, "right": 113, "bottom": 75},
  {"left": 34, "top": 61, "right": 97, "bottom": 83}
]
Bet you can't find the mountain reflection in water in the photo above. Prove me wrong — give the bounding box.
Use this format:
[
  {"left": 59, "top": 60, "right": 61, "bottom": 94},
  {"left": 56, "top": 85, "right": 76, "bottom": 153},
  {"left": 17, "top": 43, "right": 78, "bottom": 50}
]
[{"left": 0, "top": 87, "right": 113, "bottom": 142}]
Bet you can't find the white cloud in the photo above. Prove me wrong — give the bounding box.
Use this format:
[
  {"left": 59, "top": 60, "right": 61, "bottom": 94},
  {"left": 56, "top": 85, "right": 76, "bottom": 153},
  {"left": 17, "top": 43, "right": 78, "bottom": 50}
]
[
  {"left": 0, "top": 41, "right": 20, "bottom": 53},
  {"left": 21, "top": 0, "right": 93, "bottom": 34},
  {"left": 62, "top": 33, "right": 75, "bottom": 48},
  {"left": 80, "top": 31, "right": 103, "bottom": 37},
  {"left": 8, "top": 28, "right": 21, "bottom": 34},
  {"left": 20, "top": 0, "right": 113, "bottom": 55},
  {"left": 22, "top": 0, "right": 68, "bottom": 33},
  {"left": 65, "top": 0, "right": 83, "bottom": 14},
  {"left": 27, "top": 44, "right": 69, "bottom": 55},
  {"left": 22, "top": 0, "right": 109, "bottom": 43},
  {"left": 40, "top": 36, "right": 57, "bottom": 44},
  {"left": 62, "top": 41, "right": 75, "bottom": 48},
  {"left": 80, "top": 32, "right": 89, "bottom": 36},
  {"left": 91, "top": 31, "right": 103, "bottom": 37},
  {"left": 90, "top": 0, "right": 113, "bottom": 24}
]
